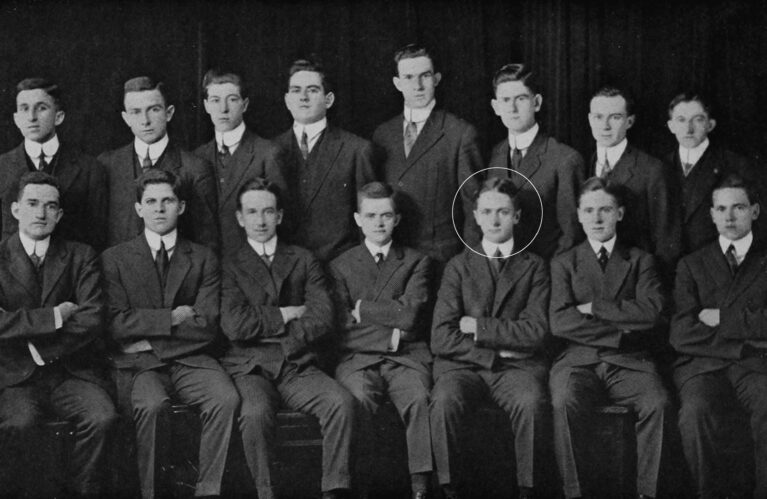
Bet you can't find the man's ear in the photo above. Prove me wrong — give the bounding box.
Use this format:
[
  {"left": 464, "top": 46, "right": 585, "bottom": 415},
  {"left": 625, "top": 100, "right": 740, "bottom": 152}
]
[
  {"left": 433, "top": 72, "right": 442, "bottom": 87},
  {"left": 165, "top": 104, "right": 175, "bottom": 122},
  {"left": 54, "top": 110, "right": 65, "bottom": 127},
  {"left": 626, "top": 114, "right": 635, "bottom": 130},
  {"left": 354, "top": 212, "right": 362, "bottom": 228},
  {"left": 324, "top": 92, "right": 335, "bottom": 110}
]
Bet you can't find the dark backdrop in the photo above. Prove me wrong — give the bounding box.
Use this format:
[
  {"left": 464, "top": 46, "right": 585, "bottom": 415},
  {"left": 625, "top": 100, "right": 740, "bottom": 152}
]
[{"left": 1, "top": 0, "right": 765, "bottom": 166}]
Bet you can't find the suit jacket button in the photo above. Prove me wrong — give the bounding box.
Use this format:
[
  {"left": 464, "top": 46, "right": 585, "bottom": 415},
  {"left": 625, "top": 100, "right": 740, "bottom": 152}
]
[{"left": 398, "top": 181, "right": 404, "bottom": 187}]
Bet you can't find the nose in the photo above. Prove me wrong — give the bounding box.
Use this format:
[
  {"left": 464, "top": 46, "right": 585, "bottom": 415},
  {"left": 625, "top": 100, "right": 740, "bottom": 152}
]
[
  {"left": 299, "top": 90, "right": 309, "bottom": 102},
  {"left": 415, "top": 76, "right": 425, "bottom": 90},
  {"left": 140, "top": 110, "right": 151, "bottom": 126},
  {"left": 156, "top": 202, "right": 166, "bottom": 213},
  {"left": 29, "top": 108, "right": 39, "bottom": 122},
  {"left": 220, "top": 100, "right": 229, "bottom": 113},
  {"left": 33, "top": 205, "right": 46, "bottom": 219},
  {"left": 686, "top": 120, "right": 695, "bottom": 134}
]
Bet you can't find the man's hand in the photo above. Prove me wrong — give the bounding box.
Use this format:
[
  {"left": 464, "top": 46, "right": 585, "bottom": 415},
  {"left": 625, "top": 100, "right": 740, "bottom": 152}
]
[
  {"left": 576, "top": 303, "right": 593, "bottom": 315},
  {"left": 399, "top": 329, "right": 420, "bottom": 342},
  {"left": 171, "top": 305, "right": 196, "bottom": 326},
  {"left": 698, "top": 308, "right": 720, "bottom": 327},
  {"left": 280, "top": 305, "right": 307, "bottom": 324},
  {"left": 56, "top": 302, "right": 79, "bottom": 322},
  {"left": 351, "top": 300, "right": 362, "bottom": 323},
  {"left": 459, "top": 316, "right": 477, "bottom": 338}
]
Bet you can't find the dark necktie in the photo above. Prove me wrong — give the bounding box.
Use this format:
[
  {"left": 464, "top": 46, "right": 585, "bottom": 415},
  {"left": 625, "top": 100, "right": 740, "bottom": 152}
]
[
  {"left": 600, "top": 156, "right": 611, "bottom": 178},
  {"left": 29, "top": 249, "right": 43, "bottom": 285},
  {"left": 725, "top": 244, "right": 739, "bottom": 275},
  {"left": 156, "top": 240, "right": 169, "bottom": 287},
  {"left": 682, "top": 162, "right": 694, "bottom": 177},
  {"left": 375, "top": 252, "right": 384, "bottom": 268},
  {"left": 510, "top": 147, "right": 522, "bottom": 172},
  {"left": 491, "top": 247, "right": 504, "bottom": 275},
  {"left": 404, "top": 121, "right": 418, "bottom": 158},
  {"left": 38, "top": 150, "right": 49, "bottom": 172},
  {"left": 598, "top": 246, "right": 609, "bottom": 271},
  {"left": 219, "top": 143, "right": 230, "bottom": 160},
  {"left": 300, "top": 130, "right": 309, "bottom": 160},
  {"left": 260, "top": 252, "right": 272, "bottom": 269},
  {"left": 142, "top": 148, "right": 153, "bottom": 172}
]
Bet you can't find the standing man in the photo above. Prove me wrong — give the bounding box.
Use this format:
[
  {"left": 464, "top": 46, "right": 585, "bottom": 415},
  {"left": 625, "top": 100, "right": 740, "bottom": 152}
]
[
  {"left": 329, "top": 182, "right": 433, "bottom": 499},
  {"left": 487, "top": 64, "right": 584, "bottom": 259},
  {"left": 101, "top": 169, "right": 238, "bottom": 499},
  {"left": 587, "top": 86, "right": 680, "bottom": 276},
  {"left": 373, "top": 43, "right": 483, "bottom": 265},
  {"left": 671, "top": 174, "right": 767, "bottom": 498},
  {"left": 99, "top": 76, "right": 218, "bottom": 251},
  {"left": 0, "top": 172, "right": 117, "bottom": 498},
  {"left": 549, "top": 177, "right": 670, "bottom": 499},
  {"left": 274, "top": 58, "right": 376, "bottom": 263},
  {"left": 194, "top": 68, "right": 287, "bottom": 257},
  {"left": 430, "top": 178, "right": 550, "bottom": 499},
  {"left": 0, "top": 78, "right": 108, "bottom": 251},
  {"left": 220, "top": 178, "right": 355, "bottom": 499}
]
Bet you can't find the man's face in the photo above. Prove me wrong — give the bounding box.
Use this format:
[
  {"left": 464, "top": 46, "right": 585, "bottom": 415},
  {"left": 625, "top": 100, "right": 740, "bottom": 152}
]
[
  {"left": 473, "top": 190, "right": 520, "bottom": 244},
  {"left": 12, "top": 183, "right": 63, "bottom": 241},
  {"left": 204, "top": 82, "right": 248, "bottom": 132},
  {"left": 134, "top": 183, "right": 185, "bottom": 236},
  {"left": 588, "top": 95, "right": 635, "bottom": 148},
  {"left": 393, "top": 56, "right": 441, "bottom": 109},
  {"left": 122, "top": 89, "right": 175, "bottom": 145},
  {"left": 13, "top": 89, "right": 64, "bottom": 143},
  {"left": 577, "top": 189, "right": 624, "bottom": 243},
  {"left": 711, "top": 187, "right": 759, "bottom": 242},
  {"left": 284, "top": 70, "right": 334, "bottom": 125},
  {"left": 354, "top": 197, "right": 400, "bottom": 247},
  {"left": 491, "top": 80, "right": 541, "bottom": 135},
  {"left": 236, "top": 190, "right": 282, "bottom": 243},
  {"left": 667, "top": 100, "right": 716, "bottom": 149}
]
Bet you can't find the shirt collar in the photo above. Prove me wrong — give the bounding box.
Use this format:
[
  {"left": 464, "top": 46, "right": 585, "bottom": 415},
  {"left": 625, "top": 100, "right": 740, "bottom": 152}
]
[
  {"left": 18, "top": 232, "right": 50, "bottom": 257},
  {"left": 679, "top": 138, "right": 710, "bottom": 167},
  {"left": 134, "top": 134, "right": 169, "bottom": 163},
  {"left": 248, "top": 235, "right": 277, "bottom": 256},
  {"left": 364, "top": 239, "right": 393, "bottom": 260},
  {"left": 587, "top": 235, "right": 617, "bottom": 256},
  {"left": 216, "top": 121, "right": 246, "bottom": 150},
  {"left": 481, "top": 237, "right": 514, "bottom": 258},
  {"left": 598, "top": 138, "right": 628, "bottom": 166},
  {"left": 719, "top": 231, "right": 753, "bottom": 258},
  {"left": 293, "top": 118, "right": 327, "bottom": 143},
  {"left": 144, "top": 228, "right": 177, "bottom": 254},
  {"left": 24, "top": 134, "right": 60, "bottom": 160},
  {"left": 508, "top": 122, "right": 539, "bottom": 151},
  {"left": 403, "top": 99, "right": 436, "bottom": 124}
]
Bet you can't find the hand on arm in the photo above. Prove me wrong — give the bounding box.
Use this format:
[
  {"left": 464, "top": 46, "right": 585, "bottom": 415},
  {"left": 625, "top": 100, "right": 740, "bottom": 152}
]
[
  {"left": 460, "top": 316, "right": 477, "bottom": 338},
  {"left": 576, "top": 302, "right": 593, "bottom": 315},
  {"left": 698, "top": 308, "right": 720, "bottom": 327},
  {"left": 171, "top": 305, "right": 196, "bottom": 326},
  {"left": 280, "top": 305, "right": 307, "bottom": 324}
]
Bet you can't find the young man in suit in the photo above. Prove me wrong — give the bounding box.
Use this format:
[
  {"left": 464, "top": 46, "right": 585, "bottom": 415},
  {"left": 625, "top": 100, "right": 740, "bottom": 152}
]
[
  {"left": 101, "top": 169, "right": 238, "bottom": 499},
  {"left": 0, "top": 78, "right": 108, "bottom": 251},
  {"left": 549, "top": 177, "right": 670, "bottom": 499},
  {"left": 430, "top": 177, "right": 550, "bottom": 499},
  {"left": 194, "top": 68, "right": 287, "bottom": 257},
  {"left": 372, "top": 43, "right": 483, "bottom": 265},
  {"left": 0, "top": 171, "right": 117, "bottom": 497},
  {"left": 665, "top": 92, "right": 762, "bottom": 255},
  {"left": 671, "top": 174, "right": 767, "bottom": 498},
  {"left": 587, "top": 87, "right": 680, "bottom": 277},
  {"left": 329, "top": 181, "right": 433, "bottom": 499},
  {"left": 487, "top": 64, "right": 585, "bottom": 260},
  {"left": 274, "top": 58, "right": 376, "bottom": 263},
  {"left": 220, "top": 178, "right": 355, "bottom": 499},
  {"left": 99, "top": 76, "right": 219, "bottom": 251}
]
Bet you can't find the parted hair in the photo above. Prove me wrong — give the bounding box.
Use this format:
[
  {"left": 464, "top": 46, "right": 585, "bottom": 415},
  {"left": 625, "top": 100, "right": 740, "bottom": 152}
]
[
  {"left": 16, "top": 77, "right": 64, "bottom": 111},
  {"left": 578, "top": 176, "right": 625, "bottom": 208},
  {"left": 123, "top": 76, "right": 171, "bottom": 107},
  {"left": 135, "top": 169, "right": 183, "bottom": 202},
  {"left": 712, "top": 173, "right": 760, "bottom": 206},
  {"left": 357, "top": 181, "right": 398, "bottom": 213},
  {"left": 15, "top": 171, "right": 61, "bottom": 203},
  {"left": 203, "top": 68, "right": 248, "bottom": 100},
  {"left": 287, "top": 57, "right": 333, "bottom": 94},
  {"left": 393, "top": 43, "right": 438, "bottom": 75},
  {"left": 236, "top": 177, "right": 283, "bottom": 211},
  {"left": 473, "top": 177, "right": 520, "bottom": 210},
  {"left": 668, "top": 91, "right": 714, "bottom": 119},
  {"left": 492, "top": 63, "right": 540, "bottom": 95},
  {"left": 591, "top": 86, "right": 634, "bottom": 116}
]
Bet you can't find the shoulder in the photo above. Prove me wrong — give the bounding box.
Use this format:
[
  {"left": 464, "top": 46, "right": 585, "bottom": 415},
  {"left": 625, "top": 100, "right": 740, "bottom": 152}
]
[
  {"left": 541, "top": 134, "right": 583, "bottom": 163},
  {"left": 273, "top": 129, "right": 295, "bottom": 148},
  {"left": 178, "top": 147, "right": 211, "bottom": 170},
  {"left": 628, "top": 144, "right": 665, "bottom": 170},
  {"left": 438, "top": 110, "right": 477, "bottom": 135},
  {"left": 97, "top": 143, "right": 132, "bottom": 165},
  {"left": 0, "top": 143, "right": 22, "bottom": 164},
  {"left": 330, "top": 126, "right": 372, "bottom": 150},
  {"left": 192, "top": 139, "right": 214, "bottom": 158},
  {"left": 373, "top": 115, "right": 402, "bottom": 138}
]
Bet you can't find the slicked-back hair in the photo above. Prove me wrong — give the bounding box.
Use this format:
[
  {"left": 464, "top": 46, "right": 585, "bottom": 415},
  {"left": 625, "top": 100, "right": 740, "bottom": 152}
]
[
  {"left": 591, "top": 86, "right": 634, "bottom": 116},
  {"left": 287, "top": 57, "right": 333, "bottom": 94},
  {"left": 236, "top": 177, "right": 283, "bottom": 211},
  {"left": 203, "top": 68, "right": 248, "bottom": 100},
  {"left": 123, "top": 76, "right": 171, "bottom": 108},
  {"left": 393, "top": 43, "right": 437, "bottom": 76},
  {"left": 135, "top": 169, "right": 183, "bottom": 202},
  {"left": 712, "top": 173, "right": 760, "bottom": 206},
  {"left": 16, "top": 77, "right": 64, "bottom": 111},
  {"left": 15, "top": 171, "right": 61, "bottom": 204},
  {"left": 578, "top": 176, "right": 625, "bottom": 208},
  {"left": 668, "top": 92, "right": 714, "bottom": 120},
  {"left": 492, "top": 63, "right": 540, "bottom": 96},
  {"left": 473, "top": 177, "right": 520, "bottom": 211},
  {"left": 357, "top": 181, "right": 398, "bottom": 213}
]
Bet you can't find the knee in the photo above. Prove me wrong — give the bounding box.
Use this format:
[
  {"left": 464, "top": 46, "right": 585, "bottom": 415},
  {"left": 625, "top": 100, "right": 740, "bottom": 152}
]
[
  {"left": 326, "top": 386, "right": 356, "bottom": 419},
  {"left": 82, "top": 405, "right": 119, "bottom": 435},
  {"left": 511, "top": 390, "right": 549, "bottom": 419},
  {"left": 678, "top": 392, "right": 715, "bottom": 428},
  {"left": 429, "top": 383, "right": 463, "bottom": 419},
  {"left": 636, "top": 388, "right": 671, "bottom": 419},
  {"left": 207, "top": 385, "right": 240, "bottom": 417},
  {"left": 239, "top": 399, "right": 275, "bottom": 436},
  {"left": 132, "top": 395, "right": 171, "bottom": 422},
  {"left": 0, "top": 407, "right": 38, "bottom": 437},
  {"left": 550, "top": 386, "right": 583, "bottom": 418}
]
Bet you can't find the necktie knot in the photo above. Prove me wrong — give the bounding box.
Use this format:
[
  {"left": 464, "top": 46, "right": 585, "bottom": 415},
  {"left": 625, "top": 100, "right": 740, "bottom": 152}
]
[
  {"left": 598, "top": 246, "right": 609, "bottom": 271},
  {"left": 725, "top": 244, "right": 739, "bottom": 275},
  {"left": 600, "top": 156, "right": 612, "bottom": 178},
  {"left": 404, "top": 121, "right": 418, "bottom": 157},
  {"left": 219, "top": 143, "right": 230, "bottom": 157},
  {"left": 375, "top": 252, "right": 384, "bottom": 267},
  {"left": 510, "top": 147, "right": 523, "bottom": 172},
  {"left": 260, "top": 251, "right": 272, "bottom": 268},
  {"left": 682, "top": 162, "right": 694, "bottom": 177},
  {"left": 490, "top": 247, "right": 505, "bottom": 274},
  {"left": 38, "top": 149, "right": 49, "bottom": 171},
  {"left": 142, "top": 148, "right": 153, "bottom": 171}
]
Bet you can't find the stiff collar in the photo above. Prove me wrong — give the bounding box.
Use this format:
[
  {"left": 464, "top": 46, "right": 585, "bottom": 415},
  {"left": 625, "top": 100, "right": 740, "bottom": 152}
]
[
  {"left": 481, "top": 237, "right": 514, "bottom": 258},
  {"left": 292, "top": 117, "right": 327, "bottom": 144},
  {"left": 216, "top": 121, "right": 246, "bottom": 151},
  {"left": 144, "top": 228, "right": 177, "bottom": 257},
  {"left": 364, "top": 239, "right": 393, "bottom": 260},
  {"left": 403, "top": 99, "right": 435, "bottom": 124},
  {"left": 678, "top": 138, "right": 710, "bottom": 168},
  {"left": 587, "top": 235, "right": 617, "bottom": 256},
  {"left": 248, "top": 235, "right": 277, "bottom": 256},
  {"left": 719, "top": 231, "right": 753, "bottom": 262},
  {"left": 24, "top": 135, "right": 59, "bottom": 163},
  {"left": 19, "top": 232, "right": 50, "bottom": 258},
  {"left": 597, "top": 138, "right": 628, "bottom": 167},
  {"left": 133, "top": 135, "right": 169, "bottom": 165},
  {"left": 508, "top": 122, "right": 539, "bottom": 151}
]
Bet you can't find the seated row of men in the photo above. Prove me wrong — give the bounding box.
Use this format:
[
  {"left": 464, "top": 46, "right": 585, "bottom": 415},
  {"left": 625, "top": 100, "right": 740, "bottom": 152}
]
[{"left": 2, "top": 165, "right": 765, "bottom": 499}]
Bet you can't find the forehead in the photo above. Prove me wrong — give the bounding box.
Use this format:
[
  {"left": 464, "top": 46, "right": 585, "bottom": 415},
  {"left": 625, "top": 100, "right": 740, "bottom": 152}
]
[
  {"left": 241, "top": 189, "right": 278, "bottom": 210},
  {"left": 206, "top": 82, "right": 242, "bottom": 99},
  {"left": 713, "top": 187, "right": 750, "bottom": 205},
  {"left": 590, "top": 95, "right": 627, "bottom": 114},
  {"left": 495, "top": 80, "right": 533, "bottom": 98},
  {"left": 671, "top": 100, "right": 708, "bottom": 118},
  {"left": 124, "top": 89, "right": 166, "bottom": 109},
  {"left": 289, "top": 70, "right": 324, "bottom": 90},
  {"left": 476, "top": 190, "right": 514, "bottom": 209},
  {"left": 397, "top": 56, "right": 434, "bottom": 76},
  {"left": 359, "top": 196, "right": 395, "bottom": 213},
  {"left": 16, "top": 88, "right": 56, "bottom": 108},
  {"left": 141, "top": 182, "right": 176, "bottom": 200},
  {"left": 20, "top": 183, "right": 60, "bottom": 202},
  {"left": 579, "top": 189, "right": 618, "bottom": 208}
]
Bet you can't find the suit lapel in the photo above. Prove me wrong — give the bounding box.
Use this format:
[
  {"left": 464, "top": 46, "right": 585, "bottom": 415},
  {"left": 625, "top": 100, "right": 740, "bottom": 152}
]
[
  {"left": 163, "top": 238, "right": 193, "bottom": 307},
  {"left": 9, "top": 144, "right": 32, "bottom": 177},
  {"left": 270, "top": 242, "right": 298, "bottom": 299},
  {"left": 158, "top": 143, "right": 182, "bottom": 173},
  {"left": 238, "top": 244, "right": 278, "bottom": 301},
  {"left": 50, "top": 145, "right": 81, "bottom": 194},
  {"left": 493, "top": 252, "right": 532, "bottom": 316},
  {"left": 610, "top": 144, "right": 637, "bottom": 184},
  {"left": 683, "top": 148, "right": 721, "bottom": 222},
  {"left": 222, "top": 130, "right": 258, "bottom": 206},
  {"left": 514, "top": 132, "right": 546, "bottom": 183},
  {"left": 724, "top": 243, "right": 767, "bottom": 306},
  {"left": 7, "top": 234, "right": 41, "bottom": 300},
  {"left": 305, "top": 127, "right": 343, "bottom": 210},
  {"left": 602, "top": 243, "right": 632, "bottom": 299},
  {"left": 114, "top": 145, "right": 143, "bottom": 237},
  {"left": 704, "top": 243, "right": 733, "bottom": 292},
  {"left": 402, "top": 110, "right": 445, "bottom": 174},
  {"left": 372, "top": 245, "right": 405, "bottom": 300},
  {"left": 130, "top": 236, "right": 164, "bottom": 307},
  {"left": 40, "top": 238, "right": 69, "bottom": 305},
  {"left": 466, "top": 247, "right": 495, "bottom": 316}
]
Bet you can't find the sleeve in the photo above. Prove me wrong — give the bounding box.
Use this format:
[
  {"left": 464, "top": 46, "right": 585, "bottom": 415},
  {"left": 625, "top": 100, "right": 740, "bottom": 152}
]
[
  {"left": 172, "top": 248, "right": 220, "bottom": 342},
  {"left": 430, "top": 260, "right": 477, "bottom": 358},
  {"left": 220, "top": 263, "right": 285, "bottom": 342},
  {"left": 555, "top": 151, "right": 586, "bottom": 256},
  {"left": 187, "top": 159, "right": 221, "bottom": 253}
]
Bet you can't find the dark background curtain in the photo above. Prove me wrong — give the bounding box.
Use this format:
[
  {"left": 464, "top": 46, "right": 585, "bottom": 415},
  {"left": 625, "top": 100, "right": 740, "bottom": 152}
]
[{"left": 1, "top": 0, "right": 765, "bottom": 166}]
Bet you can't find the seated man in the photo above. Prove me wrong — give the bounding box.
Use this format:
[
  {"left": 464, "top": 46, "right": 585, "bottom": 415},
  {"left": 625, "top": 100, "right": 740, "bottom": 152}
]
[
  {"left": 672, "top": 174, "right": 767, "bottom": 498},
  {"left": 220, "top": 177, "right": 355, "bottom": 499},
  {"left": 329, "top": 182, "right": 433, "bottom": 499},
  {"left": 549, "top": 177, "right": 670, "bottom": 499},
  {"left": 0, "top": 171, "right": 116, "bottom": 497},
  {"left": 430, "top": 177, "right": 550, "bottom": 499},
  {"left": 101, "top": 169, "right": 238, "bottom": 499}
]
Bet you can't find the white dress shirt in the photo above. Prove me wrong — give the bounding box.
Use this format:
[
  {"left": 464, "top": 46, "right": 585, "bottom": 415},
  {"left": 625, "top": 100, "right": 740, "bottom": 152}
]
[
  {"left": 216, "top": 121, "right": 246, "bottom": 155},
  {"left": 587, "top": 235, "right": 617, "bottom": 258},
  {"left": 133, "top": 134, "right": 169, "bottom": 166},
  {"left": 248, "top": 235, "right": 277, "bottom": 262},
  {"left": 678, "top": 138, "right": 710, "bottom": 174},
  {"left": 719, "top": 231, "right": 753, "bottom": 266},
  {"left": 25, "top": 135, "right": 60, "bottom": 169},
  {"left": 293, "top": 118, "right": 327, "bottom": 155},
  {"left": 508, "top": 123, "right": 539, "bottom": 158},
  {"left": 402, "top": 99, "right": 436, "bottom": 136},
  {"left": 596, "top": 138, "right": 628, "bottom": 177}
]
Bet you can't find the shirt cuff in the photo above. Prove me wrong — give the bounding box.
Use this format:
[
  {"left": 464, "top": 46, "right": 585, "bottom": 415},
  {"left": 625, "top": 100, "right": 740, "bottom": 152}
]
[
  {"left": 53, "top": 306, "right": 63, "bottom": 329},
  {"left": 388, "top": 328, "right": 401, "bottom": 352}
]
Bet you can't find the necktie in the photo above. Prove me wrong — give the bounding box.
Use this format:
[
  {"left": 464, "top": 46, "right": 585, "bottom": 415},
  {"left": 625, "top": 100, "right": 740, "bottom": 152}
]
[
  {"left": 598, "top": 246, "right": 609, "bottom": 271},
  {"left": 38, "top": 150, "right": 49, "bottom": 172},
  {"left": 260, "top": 252, "right": 272, "bottom": 268},
  {"left": 156, "top": 240, "right": 169, "bottom": 287},
  {"left": 219, "top": 143, "right": 230, "bottom": 159},
  {"left": 600, "top": 156, "right": 611, "bottom": 178},
  {"left": 491, "top": 247, "right": 504, "bottom": 275},
  {"left": 682, "top": 163, "right": 694, "bottom": 177},
  {"left": 404, "top": 121, "right": 418, "bottom": 158},
  {"left": 300, "top": 130, "right": 309, "bottom": 160},
  {"left": 725, "top": 244, "right": 739, "bottom": 275},
  {"left": 142, "top": 148, "right": 153, "bottom": 172},
  {"left": 510, "top": 147, "right": 523, "bottom": 172},
  {"left": 30, "top": 245, "right": 43, "bottom": 284},
  {"left": 375, "top": 252, "right": 384, "bottom": 268}
]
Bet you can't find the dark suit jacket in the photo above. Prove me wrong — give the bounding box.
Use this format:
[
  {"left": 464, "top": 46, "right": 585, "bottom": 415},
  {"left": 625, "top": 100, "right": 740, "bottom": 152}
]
[
  {"left": 0, "top": 234, "right": 108, "bottom": 390},
  {"left": 0, "top": 142, "right": 108, "bottom": 251},
  {"left": 329, "top": 243, "right": 433, "bottom": 381},
  {"left": 194, "top": 128, "right": 287, "bottom": 257},
  {"left": 220, "top": 241, "right": 334, "bottom": 379},
  {"left": 99, "top": 142, "right": 219, "bottom": 251},
  {"left": 430, "top": 245, "right": 550, "bottom": 377},
  {"left": 589, "top": 143, "right": 681, "bottom": 273},
  {"left": 549, "top": 240, "right": 667, "bottom": 374},
  {"left": 373, "top": 109, "right": 483, "bottom": 263},
  {"left": 488, "top": 131, "right": 585, "bottom": 259},
  {"left": 101, "top": 234, "right": 221, "bottom": 371},
  {"left": 671, "top": 239, "right": 767, "bottom": 388}
]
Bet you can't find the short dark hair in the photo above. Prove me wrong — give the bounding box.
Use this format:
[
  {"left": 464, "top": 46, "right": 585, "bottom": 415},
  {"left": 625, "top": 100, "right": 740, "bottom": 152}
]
[
  {"left": 123, "top": 76, "right": 171, "bottom": 108},
  {"left": 492, "top": 63, "right": 540, "bottom": 95},
  {"left": 236, "top": 177, "right": 283, "bottom": 211},
  {"left": 357, "top": 182, "right": 398, "bottom": 213},
  {"left": 16, "top": 77, "right": 64, "bottom": 111},
  {"left": 287, "top": 57, "right": 333, "bottom": 94},
  {"left": 393, "top": 43, "right": 437, "bottom": 76},
  {"left": 591, "top": 86, "right": 634, "bottom": 116},
  {"left": 712, "top": 173, "right": 759, "bottom": 206},
  {"left": 202, "top": 68, "right": 248, "bottom": 100},
  {"left": 135, "top": 169, "right": 183, "bottom": 202},
  {"left": 578, "top": 177, "right": 625, "bottom": 208},
  {"left": 473, "top": 177, "right": 520, "bottom": 210},
  {"left": 15, "top": 171, "right": 61, "bottom": 203},
  {"left": 667, "top": 92, "right": 713, "bottom": 119}
]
